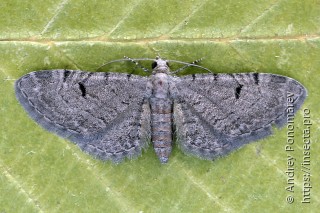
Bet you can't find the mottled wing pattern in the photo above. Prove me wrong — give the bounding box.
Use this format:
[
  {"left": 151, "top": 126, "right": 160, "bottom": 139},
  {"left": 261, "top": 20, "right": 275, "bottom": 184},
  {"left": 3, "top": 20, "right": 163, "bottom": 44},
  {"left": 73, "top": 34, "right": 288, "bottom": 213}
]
[
  {"left": 15, "top": 70, "right": 151, "bottom": 162},
  {"left": 172, "top": 73, "right": 307, "bottom": 160}
]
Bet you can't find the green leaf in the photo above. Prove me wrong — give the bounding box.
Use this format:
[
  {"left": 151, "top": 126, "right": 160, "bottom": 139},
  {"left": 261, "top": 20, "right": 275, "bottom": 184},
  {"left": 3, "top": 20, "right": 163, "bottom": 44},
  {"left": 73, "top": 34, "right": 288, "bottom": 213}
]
[{"left": 1, "top": 0, "right": 319, "bottom": 212}]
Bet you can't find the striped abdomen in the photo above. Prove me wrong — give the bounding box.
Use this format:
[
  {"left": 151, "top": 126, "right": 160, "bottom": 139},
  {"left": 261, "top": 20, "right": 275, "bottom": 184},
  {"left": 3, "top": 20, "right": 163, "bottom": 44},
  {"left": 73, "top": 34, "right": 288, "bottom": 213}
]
[{"left": 150, "top": 98, "right": 173, "bottom": 163}]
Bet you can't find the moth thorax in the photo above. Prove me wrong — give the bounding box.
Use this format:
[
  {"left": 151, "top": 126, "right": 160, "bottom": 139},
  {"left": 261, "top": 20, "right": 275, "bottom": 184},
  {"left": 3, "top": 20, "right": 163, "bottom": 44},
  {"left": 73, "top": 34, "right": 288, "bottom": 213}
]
[{"left": 152, "top": 73, "right": 170, "bottom": 99}]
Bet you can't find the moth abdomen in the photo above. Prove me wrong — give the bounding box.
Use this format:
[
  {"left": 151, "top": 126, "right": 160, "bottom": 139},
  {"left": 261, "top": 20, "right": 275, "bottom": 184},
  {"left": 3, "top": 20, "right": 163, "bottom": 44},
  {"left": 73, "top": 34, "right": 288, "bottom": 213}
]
[{"left": 150, "top": 97, "right": 173, "bottom": 163}]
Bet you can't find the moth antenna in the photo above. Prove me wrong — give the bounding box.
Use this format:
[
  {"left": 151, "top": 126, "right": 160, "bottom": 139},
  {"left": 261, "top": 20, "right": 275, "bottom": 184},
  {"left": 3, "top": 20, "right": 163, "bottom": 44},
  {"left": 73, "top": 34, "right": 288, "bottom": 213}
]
[
  {"left": 96, "top": 58, "right": 155, "bottom": 72},
  {"left": 97, "top": 57, "right": 212, "bottom": 73},
  {"left": 169, "top": 58, "right": 213, "bottom": 74},
  {"left": 123, "top": 56, "right": 150, "bottom": 73}
]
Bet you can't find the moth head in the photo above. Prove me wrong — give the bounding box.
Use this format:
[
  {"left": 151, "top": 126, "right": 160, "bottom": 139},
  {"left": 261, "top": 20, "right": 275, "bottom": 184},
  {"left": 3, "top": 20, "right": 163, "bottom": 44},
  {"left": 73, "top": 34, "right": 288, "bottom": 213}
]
[{"left": 152, "top": 57, "right": 170, "bottom": 74}]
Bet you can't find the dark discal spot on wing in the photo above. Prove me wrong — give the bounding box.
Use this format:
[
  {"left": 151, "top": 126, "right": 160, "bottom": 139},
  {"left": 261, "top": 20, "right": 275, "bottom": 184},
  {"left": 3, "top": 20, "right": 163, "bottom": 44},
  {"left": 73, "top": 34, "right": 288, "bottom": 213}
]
[
  {"left": 78, "top": 82, "right": 86, "bottom": 97},
  {"left": 235, "top": 84, "right": 243, "bottom": 99},
  {"left": 253, "top": 73, "right": 259, "bottom": 85}
]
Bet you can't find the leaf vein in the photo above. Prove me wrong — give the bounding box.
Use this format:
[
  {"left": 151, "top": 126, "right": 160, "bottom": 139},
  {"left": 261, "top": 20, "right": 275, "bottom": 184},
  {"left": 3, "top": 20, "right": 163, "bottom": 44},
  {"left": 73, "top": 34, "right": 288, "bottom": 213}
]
[
  {"left": 0, "top": 162, "right": 45, "bottom": 213},
  {"left": 183, "top": 169, "right": 234, "bottom": 212},
  {"left": 239, "top": 0, "right": 283, "bottom": 35},
  {"left": 64, "top": 143, "right": 139, "bottom": 212},
  {"left": 168, "top": 0, "right": 209, "bottom": 34},
  {"left": 107, "top": 0, "right": 144, "bottom": 36},
  {"left": 40, "top": 0, "right": 70, "bottom": 35}
]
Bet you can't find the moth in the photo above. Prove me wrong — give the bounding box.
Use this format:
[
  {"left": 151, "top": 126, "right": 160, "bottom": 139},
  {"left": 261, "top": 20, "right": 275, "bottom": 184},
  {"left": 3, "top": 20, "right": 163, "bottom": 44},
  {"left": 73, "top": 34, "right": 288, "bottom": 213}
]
[{"left": 15, "top": 57, "right": 307, "bottom": 163}]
